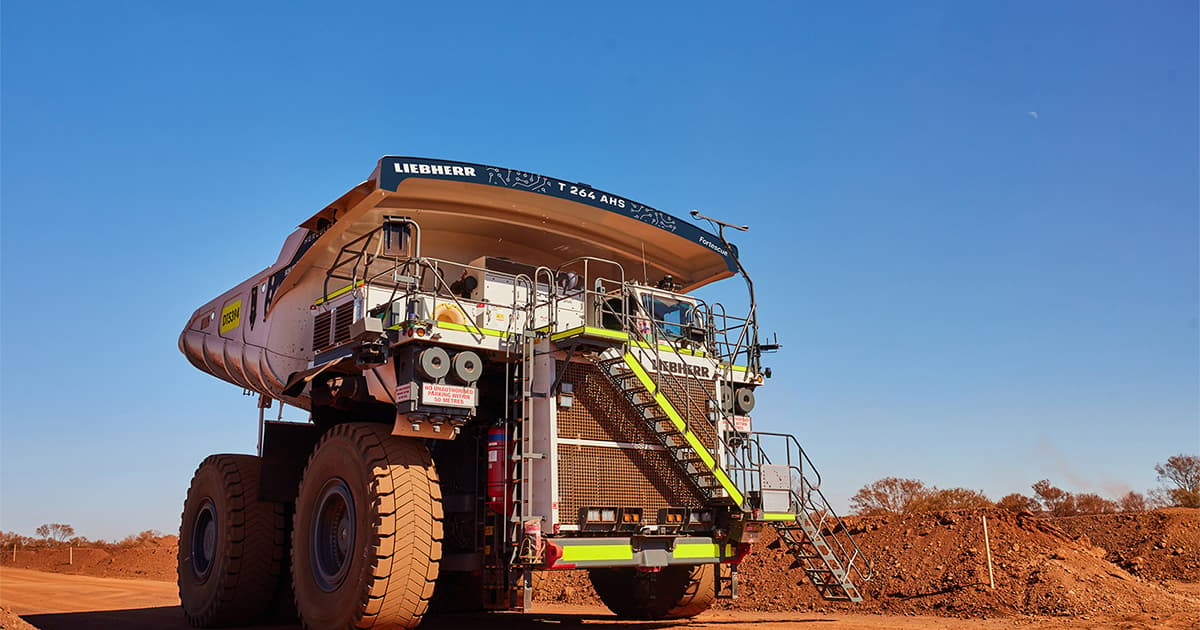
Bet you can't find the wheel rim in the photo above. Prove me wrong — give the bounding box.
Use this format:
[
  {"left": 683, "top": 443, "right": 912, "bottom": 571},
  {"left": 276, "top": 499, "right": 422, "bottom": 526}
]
[
  {"left": 190, "top": 498, "right": 217, "bottom": 581},
  {"left": 311, "top": 477, "right": 356, "bottom": 592}
]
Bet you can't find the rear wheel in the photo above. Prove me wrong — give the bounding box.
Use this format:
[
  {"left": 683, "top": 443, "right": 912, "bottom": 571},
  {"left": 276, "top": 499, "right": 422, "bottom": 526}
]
[
  {"left": 178, "top": 454, "right": 288, "bottom": 627},
  {"left": 291, "top": 422, "right": 443, "bottom": 629},
  {"left": 589, "top": 564, "right": 716, "bottom": 620}
]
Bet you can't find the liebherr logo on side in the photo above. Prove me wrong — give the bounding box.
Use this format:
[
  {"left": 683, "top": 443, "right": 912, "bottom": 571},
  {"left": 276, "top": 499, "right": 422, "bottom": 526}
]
[
  {"left": 651, "top": 358, "right": 710, "bottom": 378},
  {"left": 394, "top": 163, "right": 477, "bottom": 177}
]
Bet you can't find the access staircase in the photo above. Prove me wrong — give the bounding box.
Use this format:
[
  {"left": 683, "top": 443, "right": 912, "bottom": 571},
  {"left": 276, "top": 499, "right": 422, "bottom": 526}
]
[
  {"left": 587, "top": 344, "right": 872, "bottom": 601},
  {"left": 772, "top": 514, "right": 864, "bottom": 601},
  {"left": 550, "top": 282, "right": 871, "bottom": 602},
  {"left": 737, "top": 433, "right": 873, "bottom": 602},
  {"left": 592, "top": 348, "right": 742, "bottom": 506}
]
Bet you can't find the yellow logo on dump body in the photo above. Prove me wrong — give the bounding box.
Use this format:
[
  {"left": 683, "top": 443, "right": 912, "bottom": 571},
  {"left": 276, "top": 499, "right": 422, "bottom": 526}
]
[{"left": 220, "top": 299, "right": 242, "bottom": 334}]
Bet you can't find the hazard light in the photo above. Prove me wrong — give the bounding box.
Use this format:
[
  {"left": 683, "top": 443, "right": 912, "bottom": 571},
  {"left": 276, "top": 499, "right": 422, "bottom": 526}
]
[{"left": 580, "top": 506, "right": 618, "bottom": 532}]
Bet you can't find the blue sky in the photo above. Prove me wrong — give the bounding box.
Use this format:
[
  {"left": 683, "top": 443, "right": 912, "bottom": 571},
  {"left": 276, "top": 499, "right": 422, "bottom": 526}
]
[{"left": 2, "top": 2, "right": 1196, "bottom": 540}]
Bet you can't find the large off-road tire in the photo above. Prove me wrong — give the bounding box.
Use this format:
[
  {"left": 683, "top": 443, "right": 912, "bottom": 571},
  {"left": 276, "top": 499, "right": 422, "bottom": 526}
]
[
  {"left": 588, "top": 564, "right": 716, "bottom": 620},
  {"left": 291, "top": 422, "right": 443, "bottom": 629},
  {"left": 178, "top": 454, "right": 289, "bottom": 627}
]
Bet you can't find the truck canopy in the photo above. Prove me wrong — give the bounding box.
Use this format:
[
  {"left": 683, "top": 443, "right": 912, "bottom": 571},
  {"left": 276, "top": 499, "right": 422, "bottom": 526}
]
[{"left": 274, "top": 157, "right": 737, "bottom": 307}]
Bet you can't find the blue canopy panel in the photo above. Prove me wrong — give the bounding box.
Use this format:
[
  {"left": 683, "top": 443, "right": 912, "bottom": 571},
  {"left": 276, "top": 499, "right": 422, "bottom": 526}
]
[{"left": 374, "top": 156, "right": 739, "bottom": 275}]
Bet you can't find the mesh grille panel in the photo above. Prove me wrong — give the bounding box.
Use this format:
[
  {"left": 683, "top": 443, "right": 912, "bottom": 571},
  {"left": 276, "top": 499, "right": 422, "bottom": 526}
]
[
  {"left": 559, "top": 444, "right": 703, "bottom": 525},
  {"left": 556, "top": 360, "right": 712, "bottom": 525},
  {"left": 658, "top": 371, "right": 720, "bottom": 451},
  {"left": 558, "top": 362, "right": 658, "bottom": 443}
]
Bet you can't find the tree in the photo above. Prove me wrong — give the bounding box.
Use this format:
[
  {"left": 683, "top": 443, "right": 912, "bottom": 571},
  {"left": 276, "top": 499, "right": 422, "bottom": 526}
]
[
  {"left": 119, "top": 529, "right": 163, "bottom": 547},
  {"left": 1117, "top": 491, "right": 1147, "bottom": 512},
  {"left": 997, "top": 493, "right": 1040, "bottom": 513},
  {"left": 34, "top": 523, "right": 75, "bottom": 542},
  {"left": 1155, "top": 454, "right": 1200, "bottom": 508},
  {"left": 849, "top": 478, "right": 932, "bottom": 515},
  {"left": 1032, "top": 480, "right": 1077, "bottom": 516},
  {"left": 1074, "top": 493, "right": 1118, "bottom": 514},
  {"left": 1147, "top": 488, "right": 1175, "bottom": 509},
  {"left": 910, "top": 488, "right": 993, "bottom": 512}
]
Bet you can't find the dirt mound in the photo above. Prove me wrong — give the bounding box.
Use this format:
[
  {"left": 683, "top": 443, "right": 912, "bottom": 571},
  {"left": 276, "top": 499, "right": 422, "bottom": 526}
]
[
  {"left": 539, "top": 508, "right": 1200, "bottom": 620},
  {"left": 0, "top": 537, "right": 178, "bottom": 582},
  {"left": 1051, "top": 508, "right": 1200, "bottom": 582},
  {"left": 825, "top": 508, "right": 1196, "bottom": 617},
  {"left": 0, "top": 605, "right": 38, "bottom": 630}
]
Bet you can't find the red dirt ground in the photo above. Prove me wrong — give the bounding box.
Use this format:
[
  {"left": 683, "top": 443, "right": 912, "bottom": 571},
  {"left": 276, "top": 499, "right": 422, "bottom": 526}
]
[
  {"left": 1, "top": 509, "right": 1196, "bottom": 627},
  {"left": 0, "top": 536, "right": 177, "bottom": 583},
  {"left": 537, "top": 508, "right": 1200, "bottom": 621}
]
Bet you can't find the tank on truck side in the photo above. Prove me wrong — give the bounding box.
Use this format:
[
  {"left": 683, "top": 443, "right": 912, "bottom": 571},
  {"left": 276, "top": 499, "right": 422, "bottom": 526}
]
[{"left": 176, "top": 156, "right": 871, "bottom": 629}]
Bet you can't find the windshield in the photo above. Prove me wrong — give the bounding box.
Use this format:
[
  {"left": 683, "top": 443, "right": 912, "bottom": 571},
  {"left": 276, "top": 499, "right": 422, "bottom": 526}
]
[{"left": 641, "top": 292, "right": 694, "bottom": 339}]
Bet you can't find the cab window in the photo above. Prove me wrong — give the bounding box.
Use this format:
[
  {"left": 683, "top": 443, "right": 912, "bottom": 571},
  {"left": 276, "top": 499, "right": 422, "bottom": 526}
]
[{"left": 641, "top": 293, "right": 694, "bottom": 339}]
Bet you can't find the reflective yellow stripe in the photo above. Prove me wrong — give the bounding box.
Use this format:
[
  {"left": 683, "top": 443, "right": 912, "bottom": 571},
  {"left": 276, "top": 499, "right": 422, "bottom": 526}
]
[
  {"left": 762, "top": 513, "right": 798, "bottom": 522},
  {"left": 713, "top": 469, "right": 741, "bottom": 499},
  {"left": 435, "top": 321, "right": 506, "bottom": 337},
  {"left": 313, "top": 281, "right": 364, "bottom": 306},
  {"left": 672, "top": 542, "right": 732, "bottom": 560},
  {"left": 560, "top": 544, "right": 633, "bottom": 562},
  {"left": 629, "top": 339, "right": 706, "bottom": 357},
  {"left": 621, "top": 352, "right": 744, "bottom": 506},
  {"left": 550, "top": 326, "right": 630, "bottom": 343}
]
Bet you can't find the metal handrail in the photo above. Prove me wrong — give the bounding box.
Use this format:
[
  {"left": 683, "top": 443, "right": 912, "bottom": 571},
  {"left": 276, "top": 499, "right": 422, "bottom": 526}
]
[
  {"left": 728, "top": 432, "right": 873, "bottom": 583},
  {"left": 611, "top": 292, "right": 761, "bottom": 493}
]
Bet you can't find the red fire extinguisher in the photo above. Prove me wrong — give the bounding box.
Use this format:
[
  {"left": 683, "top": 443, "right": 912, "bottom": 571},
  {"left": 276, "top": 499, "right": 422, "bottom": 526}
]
[{"left": 486, "top": 426, "right": 508, "bottom": 514}]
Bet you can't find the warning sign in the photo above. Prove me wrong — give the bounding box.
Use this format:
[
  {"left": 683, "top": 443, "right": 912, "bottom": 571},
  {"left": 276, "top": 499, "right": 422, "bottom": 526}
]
[
  {"left": 730, "top": 415, "right": 752, "bottom": 433},
  {"left": 395, "top": 382, "right": 416, "bottom": 403},
  {"left": 421, "top": 383, "right": 477, "bottom": 408}
]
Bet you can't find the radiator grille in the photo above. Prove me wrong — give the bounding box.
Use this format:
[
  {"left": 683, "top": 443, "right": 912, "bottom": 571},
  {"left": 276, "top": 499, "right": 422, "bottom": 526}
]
[
  {"left": 557, "top": 362, "right": 719, "bottom": 449},
  {"left": 559, "top": 444, "right": 703, "bottom": 525},
  {"left": 312, "top": 305, "right": 354, "bottom": 354},
  {"left": 333, "top": 306, "right": 353, "bottom": 347},
  {"left": 659, "top": 370, "right": 720, "bottom": 452},
  {"left": 556, "top": 361, "right": 713, "bottom": 525},
  {"left": 313, "top": 311, "right": 333, "bottom": 352}
]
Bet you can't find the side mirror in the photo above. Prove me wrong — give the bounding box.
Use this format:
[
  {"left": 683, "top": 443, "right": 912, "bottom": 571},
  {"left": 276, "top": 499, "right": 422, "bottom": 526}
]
[{"left": 382, "top": 217, "right": 414, "bottom": 258}]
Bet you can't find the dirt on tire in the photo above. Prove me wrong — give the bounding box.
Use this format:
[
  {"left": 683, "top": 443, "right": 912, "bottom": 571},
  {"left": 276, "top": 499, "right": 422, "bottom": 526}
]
[
  {"left": 290, "top": 422, "right": 443, "bottom": 629},
  {"left": 589, "top": 563, "right": 715, "bottom": 619}
]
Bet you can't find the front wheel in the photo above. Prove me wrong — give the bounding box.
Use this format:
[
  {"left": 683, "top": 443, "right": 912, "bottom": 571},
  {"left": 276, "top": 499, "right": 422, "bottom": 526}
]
[
  {"left": 291, "top": 422, "right": 443, "bottom": 629},
  {"left": 588, "top": 564, "right": 716, "bottom": 620}
]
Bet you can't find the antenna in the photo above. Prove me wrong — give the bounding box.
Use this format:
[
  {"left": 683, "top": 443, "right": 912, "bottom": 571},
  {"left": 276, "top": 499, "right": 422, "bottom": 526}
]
[
  {"left": 690, "top": 209, "right": 748, "bottom": 232},
  {"left": 691, "top": 208, "right": 762, "bottom": 372},
  {"left": 640, "top": 242, "right": 648, "bottom": 284}
]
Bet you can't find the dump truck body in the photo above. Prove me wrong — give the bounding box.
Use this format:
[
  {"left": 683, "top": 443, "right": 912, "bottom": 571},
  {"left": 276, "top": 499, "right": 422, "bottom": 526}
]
[{"left": 177, "top": 157, "right": 870, "bottom": 628}]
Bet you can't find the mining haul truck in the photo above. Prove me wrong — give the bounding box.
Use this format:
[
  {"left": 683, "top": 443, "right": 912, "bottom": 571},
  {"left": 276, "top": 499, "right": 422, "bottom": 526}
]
[{"left": 177, "top": 156, "right": 872, "bottom": 628}]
